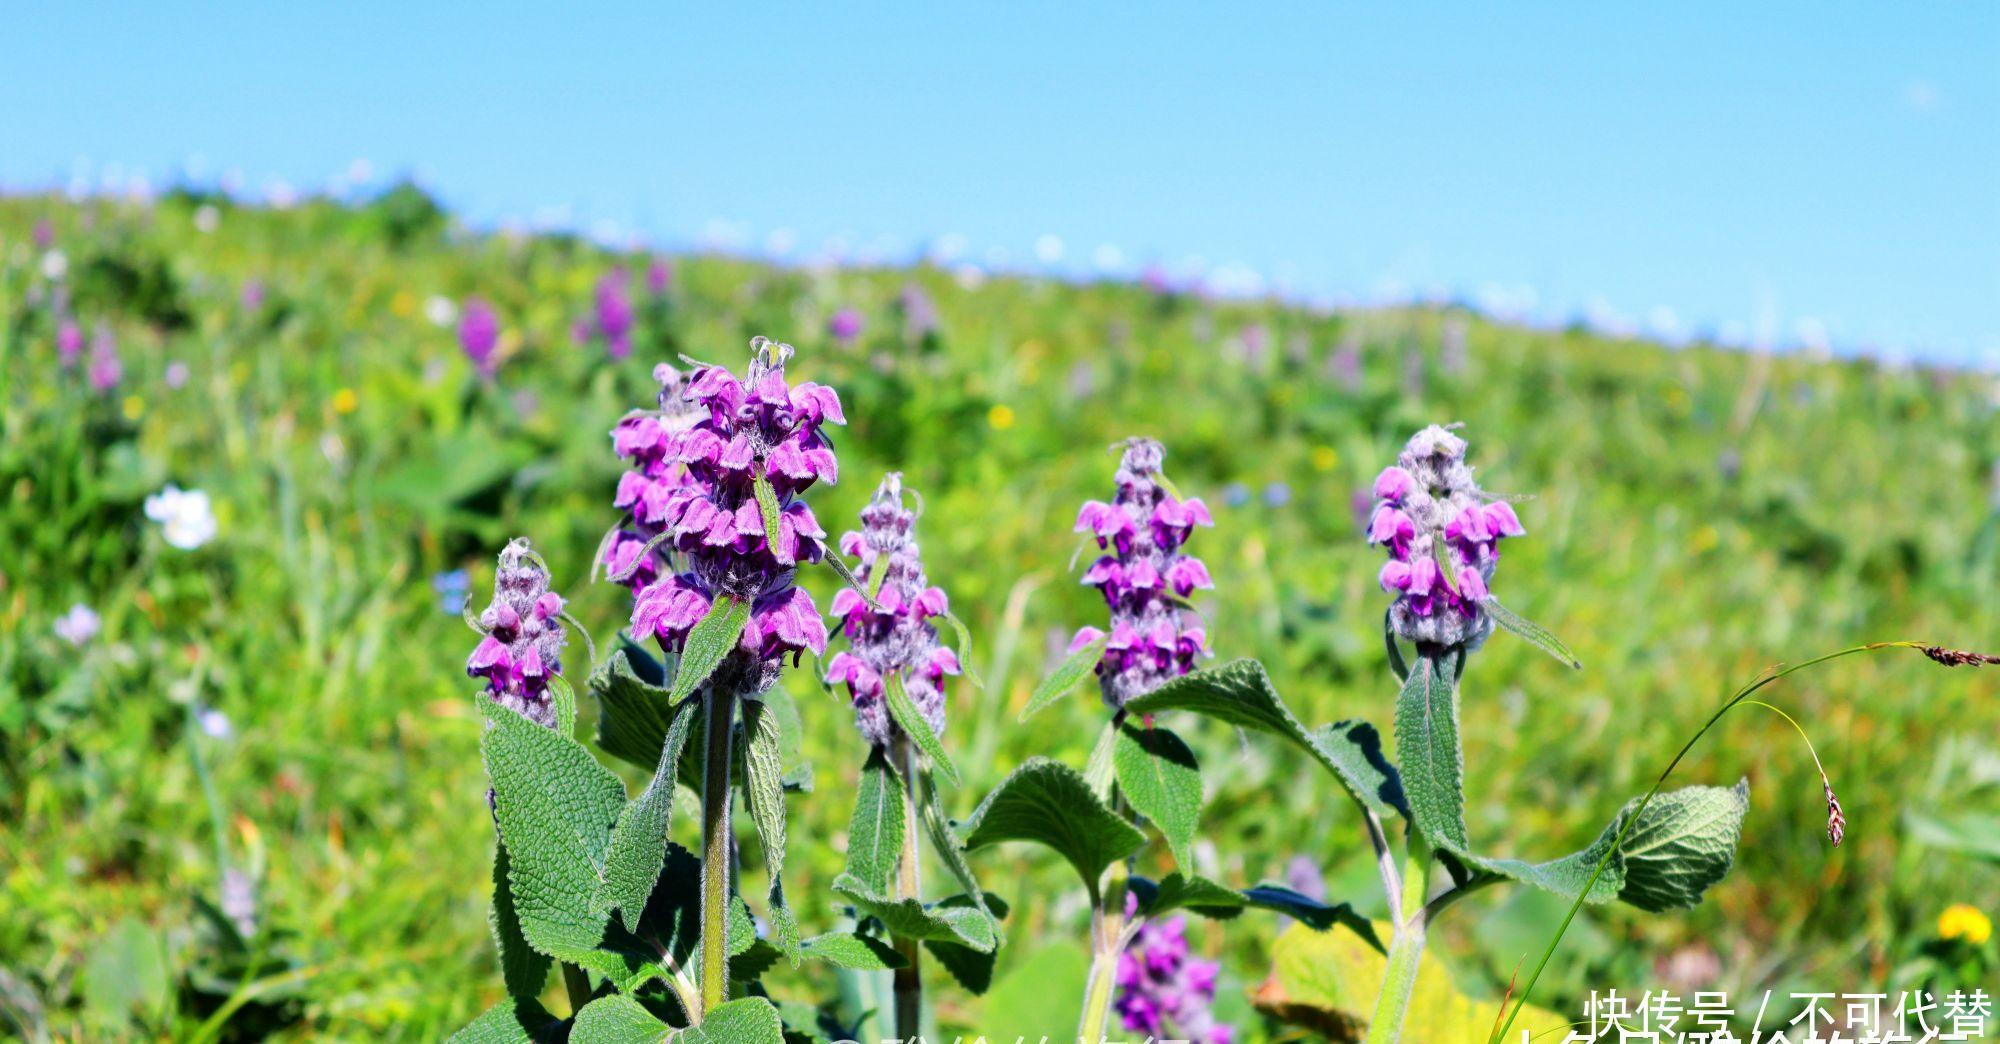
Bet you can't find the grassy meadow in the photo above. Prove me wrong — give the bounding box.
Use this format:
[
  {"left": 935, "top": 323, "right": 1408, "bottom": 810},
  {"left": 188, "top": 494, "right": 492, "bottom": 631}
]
[{"left": 2, "top": 186, "right": 1996, "bottom": 1041}]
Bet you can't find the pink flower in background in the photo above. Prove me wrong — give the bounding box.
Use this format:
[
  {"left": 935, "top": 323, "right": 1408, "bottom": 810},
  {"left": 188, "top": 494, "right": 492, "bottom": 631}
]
[
  {"left": 458, "top": 296, "right": 500, "bottom": 377},
  {"left": 57, "top": 319, "right": 84, "bottom": 368},
  {"left": 646, "top": 260, "right": 672, "bottom": 296},
  {"left": 87, "top": 325, "right": 121, "bottom": 392},
  {"left": 827, "top": 308, "right": 863, "bottom": 343},
  {"left": 240, "top": 279, "right": 265, "bottom": 312}
]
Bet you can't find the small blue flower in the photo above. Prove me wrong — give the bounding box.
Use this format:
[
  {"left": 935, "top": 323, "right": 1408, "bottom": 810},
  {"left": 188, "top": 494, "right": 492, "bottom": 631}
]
[{"left": 432, "top": 569, "right": 470, "bottom": 616}]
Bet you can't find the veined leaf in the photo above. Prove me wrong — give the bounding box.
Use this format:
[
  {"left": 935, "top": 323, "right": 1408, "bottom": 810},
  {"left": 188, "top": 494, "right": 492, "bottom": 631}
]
[
  {"left": 740, "top": 697, "right": 800, "bottom": 964},
  {"left": 1126, "top": 659, "right": 1406, "bottom": 819},
  {"left": 751, "top": 475, "right": 789, "bottom": 564},
  {"left": 917, "top": 766, "right": 998, "bottom": 928},
  {"left": 569, "top": 995, "right": 667, "bottom": 1042},
  {"left": 1129, "top": 872, "right": 1245, "bottom": 918},
  {"left": 481, "top": 701, "right": 626, "bottom": 959},
  {"left": 820, "top": 551, "right": 879, "bottom": 611},
  {"left": 799, "top": 932, "right": 907, "bottom": 970},
  {"left": 668, "top": 596, "right": 753, "bottom": 704},
  {"left": 1239, "top": 886, "right": 1383, "bottom": 953},
  {"left": 1019, "top": 634, "right": 1108, "bottom": 721},
  {"left": 883, "top": 672, "right": 960, "bottom": 787},
  {"left": 492, "top": 842, "right": 551, "bottom": 999},
  {"left": 922, "top": 892, "right": 1010, "bottom": 995},
  {"left": 597, "top": 692, "right": 697, "bottom": 931},
  {"left": 831, "top": 873, "right": 999, "bottom": 952},
  {"left": 448, "top": 998, "right": 571, "bottom": 1043},
  {"left": 1483, "top": 597, "right": 1582, "bottom": 670},
  {"left": 1113, "top": 721, "right": 1203, "bottom": 867},
  {"left": 1394, "top": 651, "right": 1468, "bottom": 851},
  {"left": 591, "top": 646, "right": 678, "bottom": 772},
  {"left": 961, "top": 758, "right": 1145, "bottom": 892},
  {"left": 938, "top": 609, "right": 985, "bottom": 689},
  {"left": 843, "top": 748, "right": 905, "bottom": 895},
  {"left": 1611, "top": 779, "right": 1749, "bottom": 912},
  {"left": 685, "top": 998, "right": 784, "bottom": 1044},
  {"left": 1081, "top": 719, "right": 1118, "bottom": 801},
  {"left": 548, "top": 674, "right": 579, "bottom": 737}
]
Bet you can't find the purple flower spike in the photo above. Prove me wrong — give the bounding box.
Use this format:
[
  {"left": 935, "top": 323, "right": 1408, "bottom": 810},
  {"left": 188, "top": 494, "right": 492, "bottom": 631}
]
[
  {"left": 1369, "top": 424, "right": 1522, "bottom": 649},
  {"left": 87, "top": 325, "right": 121, "bottom": 392},
  {"left": 1114, "top": 915, "right": 1234, "bottom": 1044},
  {"left": 57, "top": 319, "right": 84, "bottom": 368},
  {"left": 1072, "top": 438, "right": 1213, "bottom": 709},
  {"left": 459, "top": 296, "right": 500, "bottom": 376},
  {"left": 468, "top": 538, "right": 568, "bottom": 729},
  {"left": 623, "top": 338, "right": 844, "bottom": 690},
  {"left": 827, "top": 308, "right": 863, "bottom": 343},
  {"left": 646, "top": 260, "right": 672, "bottom": 296},
  {"left": 827, "top": 473, "right": 960, "bottom": 748}
]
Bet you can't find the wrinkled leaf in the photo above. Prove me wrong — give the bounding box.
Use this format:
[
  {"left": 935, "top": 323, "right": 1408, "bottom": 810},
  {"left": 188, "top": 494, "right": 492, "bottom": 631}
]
[
  {"left": 492, "top": 842, "right": 552, "bottom": 999},
  {"left": 448, "top": 999, "right": 571, "bottom": 1044},
  {"left": 1483, "top": 597, "right": 1582, "bottom": 670},
  {"left": 831, "top": 873, "right": 998, "bottom": 952},
  {"left": 1019, "top": 634, "right": 1108, "bottom": 721},
  {"left": 800, "top": 932, "right": 907, "bottom": 970},
  {"left": 751, "top": 475, "right": 790, "bottom": 564},
  {"left": 962, "top": 758, "right": 1145, "bottom": 892},
  {"left": 668, "top": 596, "right": 753, "bottom": 704},
  {"left": 843, "top": 748, "right": 906, "bottom": 895},
  {"left": 1126, "top": 659, "right": 1406, "bottom": 818},
  {"left": 740, "top": 697, "right": 799, "bottom": 964},
  {"left": 1112, "top": 721, "right": 1202, "bottom": 867},
  {"left": 597, "top": 693, "right": 697, "bottom": 931},
  {"left": 591, "top": 646, "right": 678, "bottom": 772},
  {"left": 883, "top": 673, "right": 960, "bottom": 786},
  {"left": 916, "top": 766, "right": 997, "bottom": 927},
  {"left": 1393, "top": 651, "right": 1467, "bottom": 850}
]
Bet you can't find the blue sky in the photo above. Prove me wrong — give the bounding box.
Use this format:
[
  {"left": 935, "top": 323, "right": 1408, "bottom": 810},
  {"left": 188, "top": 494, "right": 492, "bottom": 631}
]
[{"left": 6, "top": 4, "right": 1996, "bottom": 363}]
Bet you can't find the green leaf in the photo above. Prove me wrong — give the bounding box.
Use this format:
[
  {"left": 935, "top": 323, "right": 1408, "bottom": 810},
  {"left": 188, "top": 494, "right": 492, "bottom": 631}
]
[
  {"left": 1611, "top": 779, "right": 1750, "bottom": 912},
  {"left": 961, "top": 758, "right": 1145, "bottom": 892},
  {"left": 591, "top": 647, "right": 679, "bottom": 772},
  {"left": 1482, "top": 597, "right": 1582, "bottom": 670},
  {"left": 1081, "top": 718, "right": 1118, "bottom": 800},
  {"left": 799, "top": 932, "right": 908, "bottom": 970},
  {"left": 751, "top": 475, "right": 790, "bottom": 564},
  {"left": 683, "top": 998, "right": 784, "bottom": 1044},
  {"left": 597, "top": 691, "right": 698, "bottom": 931},
  {"left": 937, "top": 609, "right": 985, "bottom": 689},
  {"left": 448, "top": 999, "right": 571, "bottom": 1044},
  {"left": 1239, "top": 886, "right": 1383, "bottom": 953},
  {"left": 843, "top": 748, "right": 906, "bottom": 895},
  {"left": 1019, "top": 634, "right": 1107, "bottom": 721},
  {"left": 569, "top": 995, "right": 667, "bottom": 1043},
  {"left": 492, "top": 842, "right": 552, "bottom": 999},
  {"left": 482, "top": 701, "right": 627, "bottom": 959},
  {"left": 883, "top": 673, "right": 960, "bottom": 787},
  {"left": 1903, "top": 808, "right": 2000, "bottom": 862},
  {"left": 922, "top": 893, "right": 1010, "bottom": 995},
  {"left": 668, "top": 596, "right": 753, "bottom": 704},
  {"left": 549, "top": 674, "right": 579, "bottom": 737},
  {"left": 1392, "top": 651, "right": 1468, "bottom": 850},
  {"left": 1112, "top": 721, "right": 1203, "bottom": 867},
  {"left": 831, "top": 873, "right": 999, "bottom": 951},
  {"left": 740, "top": 696, "right": 799, "bottom": 964},
  {"left": 916, "top": 766, "right": 998, "bottom": 928},
  {"left": 1129, "top": 872, "right": 1245, "bottom": 918},
  {"left": 820, "top": 551, "right": 878, "bottom": 610},
  {"left": 1126, "top": 659, "right": 1407, "bottom": 819}
]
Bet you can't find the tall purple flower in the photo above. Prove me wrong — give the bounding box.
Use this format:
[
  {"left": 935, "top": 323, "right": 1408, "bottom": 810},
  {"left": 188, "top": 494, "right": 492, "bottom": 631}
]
[
  {"left": 459, "top": 296, "right": 500, "bottom": 377},
  {"left": 87, "top": 324, "right": 121, "bottom": 393},
  {"left": 646, "top": 260, "right": 672, "bottom": 296},
  {"left": 1368, "top": 424, "right": 1524, "bottom": 649},
  {"left": 592, "top": 270, "right": 635, "bottom": 358},
  {"left": 57, "top": 319, "right": 84, "bottom": 368},
  {"left": 825, "top": 473, "right": 961, "bottom": 747},
  {"left": 605, "top": 363, "right": 708, "bottom": 592},
  {"left": 467, "top": 539, "right": 568, "bottom": 729},
  {"left": 827, "top": 308, "right": 863, "bottom": 343},
  {"left": 1070, "top": 438, "right": 1214, "bottom": 709},
  {"left": 1114, "top": 914, "right": 1234, "bottom": 1044},
  {"left": 627, "top": 338, "right": 843, "bottom": 689}
]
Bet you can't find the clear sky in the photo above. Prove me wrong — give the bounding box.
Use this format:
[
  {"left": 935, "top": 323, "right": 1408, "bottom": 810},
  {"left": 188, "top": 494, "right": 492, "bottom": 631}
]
[{"left": 6, "top": 4, "right": 1996, "bottom": 363}]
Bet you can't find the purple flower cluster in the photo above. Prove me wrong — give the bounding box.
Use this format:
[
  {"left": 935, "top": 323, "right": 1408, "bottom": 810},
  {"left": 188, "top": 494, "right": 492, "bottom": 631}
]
[
  {"left": 1368, "top": 424, "right": 1524, "bottom": 649},
  {"left": 467, "top": 539, "right": 568, "bottom": 729},
  {"left": 57, "top": 319, "right": 84, "bottom": 368},
  {"left": 88, "top": 324, "right": 121, "bottom": 393},
  {"left": 459, "top": 296, "right": 500, "bottom": 377},
  {"left": 1070, "top": 438, "right": 1214, "bottom": 709},
  {"left": 1114, "top": 914, "right": 1234, "bottom": 1044},
  {"left": 825, "top": 473, "right": 961, "bottom": 748},
  {"left": 605, "top": 364, "right": 705, "bottom": 592},
  {"left": 575, "top": 270, "right": 636, "bottom": 358},
  {"left": 623, "top": 339, "right": 843, "bottom": 683},
  {"left": 827, "top": 308, "right": 863, "bottom": 343}
]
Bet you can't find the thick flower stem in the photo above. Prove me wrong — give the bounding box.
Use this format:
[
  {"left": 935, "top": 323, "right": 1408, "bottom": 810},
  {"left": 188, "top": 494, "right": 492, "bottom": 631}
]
[
  {"left": 562, "top": 963, "right": 592, "bottom": 1016},
  {"left": 1364, "top": 919, "right": 1428, "bottom": 1044},
  {"left": 697, "top": 683, "right": 737, "bottom": 1020},
  {"left": 892, "top": 736, "right": 925, "bottom": 1040},
  {"left": 1077, "top": 800, "right": 1132, "bottom": 1044}
]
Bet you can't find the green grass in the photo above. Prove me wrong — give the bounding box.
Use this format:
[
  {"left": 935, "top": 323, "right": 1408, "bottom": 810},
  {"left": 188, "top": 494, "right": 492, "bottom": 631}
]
[{"left": 2, "top": 188, "right": 1996, "bottom": 1040}]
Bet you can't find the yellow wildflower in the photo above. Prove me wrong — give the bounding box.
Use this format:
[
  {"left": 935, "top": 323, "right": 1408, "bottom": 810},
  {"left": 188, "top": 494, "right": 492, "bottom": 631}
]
[
  {"left": 1310, "top": 446, "right": 1338, "bottom": 471},
  {"left": 1938, "top": 904, "right": 1991, "bottom": 945},
  {"left": 988, "top": 404, "right": 1015, "bottom": 430},
  {"left": 331, "top": 388, "right": 358, "bottom": 414},
  {"left": 122, "top": 395, "right": 144, "bottom": 421}
]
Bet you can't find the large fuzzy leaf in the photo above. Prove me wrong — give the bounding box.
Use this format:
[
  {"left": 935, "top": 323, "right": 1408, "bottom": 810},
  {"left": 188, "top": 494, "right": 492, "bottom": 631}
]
[
  {"left": 481, "top": 701, "right": 626, "bottom": 959},
  {"left": 961, "top": 758, "right": 1145, "bottom": 892},
  {"left": 740, "top": 696, "right": 800, "bottom": 963},
  {"left": 1392, "top": 650, "right": 1467, "bottom": 850},
  {"left": 491, "top": 841, "right": 552, "bottom": 999},
  {"left": 916, "top": 766, "right": 997, "bottom": 927},
  {"left": 1610, "top": 779, "right": 1750, "bottom": 912},
  {"left": 449, "top": 999, "right": 571, "bottom": 1043},
  {"left": 842, "top": 748, "right": 906, "bottom": 895},
  {"left": 591, "top": 645, "right": 679, "bottom": 773},
  {"left": 1112, "top": 721, "right": 1202, "bottom": 867},
  {"left": 1126, "top": 659, "right": 1406, "bottom": 819},
  {"left": 831, "top": 873, "right": 998, "bottom": 952},
  {"left": 668, "top": 596, "right": 753, "bottom": 703},
  {"left": 596, "top": 693, "right": 697, "bottom": 931}
]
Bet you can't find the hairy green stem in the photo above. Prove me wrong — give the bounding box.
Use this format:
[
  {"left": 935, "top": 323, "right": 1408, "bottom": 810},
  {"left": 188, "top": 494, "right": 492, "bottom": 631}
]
[
  {"left": 1078, "top": 796, "right": 1133, "bottom": 1043},
  {"left": 892, "top": 735, "right": 925, "bottom": 1040},
  {"left": 698, "top": 682, "right": 737, "bottom": 1020},
  {"left": 1487, "top": 642, "right": 1935, "bottom": 1044},
  {"left": 1365, "top": 837, "right": 1435, "bottom": 1043}
]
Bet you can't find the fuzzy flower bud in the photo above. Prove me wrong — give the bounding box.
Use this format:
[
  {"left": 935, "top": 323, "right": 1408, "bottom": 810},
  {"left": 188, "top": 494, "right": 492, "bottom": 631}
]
[
  {"left": 826, "top": 473, "right": 960, "bottom": 748},
  {"left": 1114, "top": 914, "right": 1234, "bottom": 1044},
  {"left": 467, "top": 538, "right": 567, "bottom": 728},
  {"left": 626, "top": 339, "right": 842, "bottom": 680},
  {"left": 1369, "top": 424, "right": 1521, "bottom": 650},
  {"left": 1071, "top": 438, "right": 1213, "bottom": 709}
]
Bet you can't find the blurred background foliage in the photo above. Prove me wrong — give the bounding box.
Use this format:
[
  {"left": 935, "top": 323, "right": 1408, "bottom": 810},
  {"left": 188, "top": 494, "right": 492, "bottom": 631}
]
[{"left": 1, "top": 185, "right": 1995, "bottom": 1041}]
